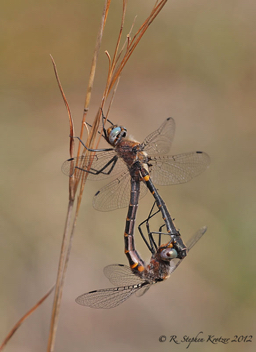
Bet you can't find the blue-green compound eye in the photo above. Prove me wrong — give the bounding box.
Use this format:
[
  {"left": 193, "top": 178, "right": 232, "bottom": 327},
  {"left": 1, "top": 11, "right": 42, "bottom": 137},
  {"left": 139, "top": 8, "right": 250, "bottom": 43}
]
[
  {"left": 109, "top": 127, "right": 122, "bottom": 145},
  {"left": 161, "top": 248, "right": 178, "bottom": 261}
]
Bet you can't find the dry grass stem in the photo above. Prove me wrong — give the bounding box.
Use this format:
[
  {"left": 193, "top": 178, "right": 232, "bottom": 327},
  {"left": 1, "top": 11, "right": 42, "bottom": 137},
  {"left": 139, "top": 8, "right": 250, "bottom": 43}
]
[
  {"left": 47, "top": 1, "right": 169, "bottom": 351},
  {"left": 46, "top": 2, "right": 111, "bottom": 351},
  {"left": 79, "top": 0, "right": 112, "bottom": 158},
  {"left": 1, "top": 1, "right": 170, "bottom": 351},
  {"left": 106, "top": 0, "right": 168, "bottom": 94},
  {"left": 50, "top": 55, "right": 75, "bottom": 199},
  {"left": 0, "top": 286, "right": 54, "bottom": 352},
  {"left": 46, "top": 200, "right": 74, "bottom": 352}
]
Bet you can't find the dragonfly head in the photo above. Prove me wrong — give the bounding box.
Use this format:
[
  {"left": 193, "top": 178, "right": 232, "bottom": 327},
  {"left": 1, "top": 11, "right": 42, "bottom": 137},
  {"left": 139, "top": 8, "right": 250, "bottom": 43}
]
[
  {"left": 160, "top": 247, "right": 178, "bottom": 261},
  {"left": 158, "top": 235, "right": 187, "bottom": 261},
  {"left": 106, "top": 125, "right": 127, "bottom": 146},
  {"left": 157, "top": 243, "right": 178, "bottom": 262}
]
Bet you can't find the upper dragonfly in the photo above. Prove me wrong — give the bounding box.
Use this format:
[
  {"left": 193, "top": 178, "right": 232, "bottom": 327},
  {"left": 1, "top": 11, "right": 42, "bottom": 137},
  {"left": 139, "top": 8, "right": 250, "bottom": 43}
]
[{"left": 62, "top": 116, "right": 210, "bottom": 211}]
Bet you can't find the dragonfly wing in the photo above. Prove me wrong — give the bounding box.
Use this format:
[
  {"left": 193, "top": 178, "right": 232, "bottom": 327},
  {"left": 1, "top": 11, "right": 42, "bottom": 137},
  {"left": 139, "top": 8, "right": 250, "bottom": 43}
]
[
  {"left": 142, "top": 117, "right": 176, "bottom": 155},
  {"left": 61, "top": 150, "right": 126, "bottom": 180},
  {"left": 149, "top": 151, "right": 210, "bottom": 185},
  {"left": 135, "top": 284, "right": 151, "bottom": 297},
  {"left": 93, "top": 172, "right": 148, "bottom": 211},
  {"left": 104, "top": 264, "right": 145, "bottom": 286},
  {"left": 186, "top": 226, "right": 207, "bottom": 252},
  {"left": 75, "top": 285, "right": 139, "bottom": 309},
  {"left": 169, "top": 227, "right": 207, "bottom": 274},
  {"left": 92, "top": 171, "right": 130, "bottom": 211}
]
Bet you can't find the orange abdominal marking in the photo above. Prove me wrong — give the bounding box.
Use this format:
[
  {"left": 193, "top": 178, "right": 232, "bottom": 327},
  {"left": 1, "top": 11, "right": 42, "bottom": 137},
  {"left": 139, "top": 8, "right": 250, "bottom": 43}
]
[{"left": 143, "top": 175, "right": 150, "bottom": 181}]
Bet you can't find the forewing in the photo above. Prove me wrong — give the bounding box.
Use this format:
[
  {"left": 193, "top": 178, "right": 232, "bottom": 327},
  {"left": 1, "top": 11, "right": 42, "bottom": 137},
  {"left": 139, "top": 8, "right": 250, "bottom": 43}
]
[
  {"left": 149, "top": 151, "right": 210, "bottom": 185},
  {"left": 142, "top": 117, "right": 176, "bottom": 155},
  {"left": 104, "top": 264, "right": 145, "bottom": 286},
  {"left": 61, "top": 150, "right": 126, "bottom": 180},
  {"left": 75, "top": 286, "right": 139, "bottom": 309},
  {"left": 93, "top": 172, "right": 148, "bottom": 211},
  {"left": 169, "top": 227, "right": 207, "bottom": 274}
]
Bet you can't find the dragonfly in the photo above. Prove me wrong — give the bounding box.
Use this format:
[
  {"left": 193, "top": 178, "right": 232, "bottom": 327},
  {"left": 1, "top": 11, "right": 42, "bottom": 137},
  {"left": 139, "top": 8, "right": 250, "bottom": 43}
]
[
  {"left": 75, "top": 200, "right": 207, "bottom": 309},
  {"left": 62, "top": 116, "right": 210, "bottom": 214},
  {"left": 63, "top": 116, "right": 209, "bottom": 241},
  {"left": 76, "top": 175, "right": 206, "bottom": 309}
]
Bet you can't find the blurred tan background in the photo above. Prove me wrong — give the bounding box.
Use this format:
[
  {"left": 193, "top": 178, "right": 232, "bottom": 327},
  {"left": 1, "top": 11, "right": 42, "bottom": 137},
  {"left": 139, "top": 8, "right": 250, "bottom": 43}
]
[{"left": 1, "top": 0, "right": 256, "bottom": 351}]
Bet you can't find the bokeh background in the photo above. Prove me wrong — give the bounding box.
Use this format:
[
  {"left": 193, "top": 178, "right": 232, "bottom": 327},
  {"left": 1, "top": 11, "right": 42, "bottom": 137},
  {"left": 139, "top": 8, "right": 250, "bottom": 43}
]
[{"left": 1, "top": 0, "right": 256, "bottom": 351}]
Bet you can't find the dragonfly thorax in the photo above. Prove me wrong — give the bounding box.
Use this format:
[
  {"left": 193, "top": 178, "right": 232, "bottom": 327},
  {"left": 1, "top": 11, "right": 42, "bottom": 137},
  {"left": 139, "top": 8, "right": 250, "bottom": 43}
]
[
  {"left": 115, "top": 139, "right": 144, "bottom": 168},
  {"left": 140, "top": 256, "right": 172, "bottom": 282}
]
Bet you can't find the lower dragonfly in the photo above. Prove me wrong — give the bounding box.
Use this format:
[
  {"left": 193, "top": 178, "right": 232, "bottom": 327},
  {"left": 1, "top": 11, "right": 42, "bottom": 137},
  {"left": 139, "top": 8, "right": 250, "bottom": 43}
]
[{"left": 76, "top": 179, "right": 206, "bottom": 309}]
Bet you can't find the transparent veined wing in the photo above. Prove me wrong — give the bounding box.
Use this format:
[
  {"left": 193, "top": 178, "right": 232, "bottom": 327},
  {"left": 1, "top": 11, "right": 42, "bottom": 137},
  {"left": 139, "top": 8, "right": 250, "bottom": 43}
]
[
  {"left": 103, "top": 264, "right": 145, "bottom": 286},
  {"left": 142, "top": 117, "right": 176, "bottom": 156},
  {"left": 135, "top": 284, "right": 151, "bottom": 297},
  {"left": 149, "top": 151, "right": 210, "bottom": 185},
  {"left": 93, "top": 171, "right": 148, "bottom": 211},
  {"left": 75, "top": 282, "right": 150, "bottom": 309},
  {"left": 186, "top": 226, "right": 207, "bottom": 251},
  {"left": 61, "top": 150, "right": 126, "bottom": 181}
]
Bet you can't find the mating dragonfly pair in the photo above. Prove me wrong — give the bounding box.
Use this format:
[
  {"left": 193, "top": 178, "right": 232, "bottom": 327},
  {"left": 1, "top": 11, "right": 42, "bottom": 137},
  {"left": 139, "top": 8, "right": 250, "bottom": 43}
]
[{"left": 62, "top": 115, "right": 210, "bottom": 308}]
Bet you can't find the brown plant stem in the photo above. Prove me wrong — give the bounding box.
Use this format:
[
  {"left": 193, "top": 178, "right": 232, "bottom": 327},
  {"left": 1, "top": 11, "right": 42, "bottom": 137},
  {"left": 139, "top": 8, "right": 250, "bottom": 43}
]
[
  {"left": 46, "top": 2, "right": 111, "bottom": 352},
  {"left": 0, "top": 285, "right": 54, "bottom": 351},
  {"left": 47, "top": 1, "right": 170, "bottom": 351},
  {"left": 78, "top": 0, "right": 112, "bottom": 161},
  {"left": 46, "top": 200, "right": 74, "bottom": 352}
]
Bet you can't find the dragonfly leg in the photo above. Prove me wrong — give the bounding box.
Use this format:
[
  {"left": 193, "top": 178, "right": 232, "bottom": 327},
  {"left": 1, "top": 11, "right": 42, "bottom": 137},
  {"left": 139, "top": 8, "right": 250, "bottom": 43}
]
[
  {"left": 137, "top": 202, "right": 163, "bottom": 254},
  {"left": 74, "top": 155, "right": 118, "bottom": 176},
  {"left": 71, "top": 135, "right": 114, "bottom": 152}
]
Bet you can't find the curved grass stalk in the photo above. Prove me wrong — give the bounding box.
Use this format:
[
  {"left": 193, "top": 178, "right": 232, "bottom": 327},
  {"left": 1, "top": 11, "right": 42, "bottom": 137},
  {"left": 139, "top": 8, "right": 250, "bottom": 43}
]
[
  {"left": 47, "top": 1, "right": 169, "bottom": 351},
  {"left": 0, "top": 286, "right": 54, "bottom": 352}
]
